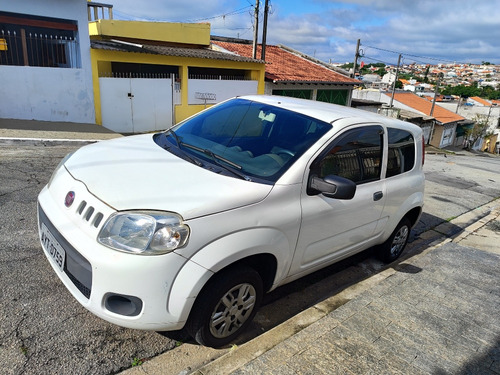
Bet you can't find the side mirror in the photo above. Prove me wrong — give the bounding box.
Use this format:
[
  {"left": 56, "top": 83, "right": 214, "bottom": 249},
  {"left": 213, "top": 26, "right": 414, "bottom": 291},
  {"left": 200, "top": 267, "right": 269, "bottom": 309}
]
[{"left": 309, "top": 175, "right": 356, "bottom": 200}]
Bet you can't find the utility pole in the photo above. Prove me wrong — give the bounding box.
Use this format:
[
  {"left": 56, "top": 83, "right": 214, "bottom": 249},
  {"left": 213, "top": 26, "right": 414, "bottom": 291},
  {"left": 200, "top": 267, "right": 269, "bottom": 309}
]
[
  {"left": 430, "top": 74, "right": 442, "bottom": 117},
  {"left": 486, "top": 103, "right": 493, "bottom": 124},
  {"left": 455, "top": 96, "right": 461, "bottom": 113},
  {"left": 252, "top": 0, "right": 260, "bottom": 59},
  {"left": 389, "top": 54, "right": 402, "bottom": 107},
  {"left": 261, "top": 0, "right": 269, "bottom": 60},
  {"left": 352, "top": 39, "right": 360, "bottom": 78}
]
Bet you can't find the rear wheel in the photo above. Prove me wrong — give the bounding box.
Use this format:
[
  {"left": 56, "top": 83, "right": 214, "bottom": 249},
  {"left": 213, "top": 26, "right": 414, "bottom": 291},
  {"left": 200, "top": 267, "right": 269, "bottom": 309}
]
[
  {"left": 187, "top": 266, "right": 263, "bottom": 348},
  {"left": 377, "top": 218, "right": 411, "bottom": 263}
]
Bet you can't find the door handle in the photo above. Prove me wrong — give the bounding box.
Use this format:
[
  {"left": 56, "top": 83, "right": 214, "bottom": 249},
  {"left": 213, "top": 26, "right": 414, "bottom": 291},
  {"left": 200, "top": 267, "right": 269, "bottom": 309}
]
[{"left": 373, "top": 191, "right": 383, "bottom": 201}]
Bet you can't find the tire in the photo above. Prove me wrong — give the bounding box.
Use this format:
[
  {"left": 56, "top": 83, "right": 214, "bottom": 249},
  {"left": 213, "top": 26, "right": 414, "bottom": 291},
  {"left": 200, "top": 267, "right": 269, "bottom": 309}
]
[
  {"left": 377, "top": 218, "right": 411, "bottom": 263},
  {"left": 187, "top": 266, "right": 263, "bottom": 348}
]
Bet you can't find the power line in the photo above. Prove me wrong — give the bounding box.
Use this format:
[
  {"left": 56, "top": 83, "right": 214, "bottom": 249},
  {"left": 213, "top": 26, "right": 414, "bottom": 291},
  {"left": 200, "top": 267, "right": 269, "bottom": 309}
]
[
  {"left": 186, "top": 6, "right": 253, "bottom": 23},
  {"left": 361, "top": 55, "right": 395, "bottom": 66},
  {"left": 113, "top": 5, "right": 253, "bottom": 24},
  {"left": 362, "top": 43, "right": 473, "bottom": 65}
]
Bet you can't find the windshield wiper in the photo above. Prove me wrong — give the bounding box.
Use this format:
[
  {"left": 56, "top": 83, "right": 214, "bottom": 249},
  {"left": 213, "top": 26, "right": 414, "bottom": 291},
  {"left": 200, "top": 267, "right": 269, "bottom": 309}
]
[
  {"left": 180, "top": 143, "right": 251, "bottom": 181},
  {"left": 165, "top": 130, "right": 203, "bottom": 166},
  {"left": 167, "top": 128, "right": 181, "bottom": 147}
]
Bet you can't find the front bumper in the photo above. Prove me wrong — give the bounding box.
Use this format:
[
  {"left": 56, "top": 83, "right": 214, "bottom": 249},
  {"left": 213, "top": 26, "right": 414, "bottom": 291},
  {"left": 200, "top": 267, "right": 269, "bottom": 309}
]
[{"left": 37, "top": 168, "right": 198, "bottom": 331}]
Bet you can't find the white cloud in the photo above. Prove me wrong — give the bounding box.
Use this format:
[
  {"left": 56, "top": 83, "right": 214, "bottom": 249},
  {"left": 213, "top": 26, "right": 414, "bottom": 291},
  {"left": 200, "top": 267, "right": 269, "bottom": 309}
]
[{"left": 104, "top": 0, "right": 500, "bottom": 64}]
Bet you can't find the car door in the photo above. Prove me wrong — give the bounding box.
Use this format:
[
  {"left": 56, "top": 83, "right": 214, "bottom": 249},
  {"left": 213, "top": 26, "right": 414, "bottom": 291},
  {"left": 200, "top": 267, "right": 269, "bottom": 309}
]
[{"left": 288, "top": 124, "right": 387, "bottom": 277}]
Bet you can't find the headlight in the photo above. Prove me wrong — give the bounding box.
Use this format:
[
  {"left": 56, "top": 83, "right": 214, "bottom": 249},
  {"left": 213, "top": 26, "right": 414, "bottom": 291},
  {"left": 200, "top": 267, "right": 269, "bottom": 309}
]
[{"left": 97, "top": 211, "right": 190, "bottom": 255}]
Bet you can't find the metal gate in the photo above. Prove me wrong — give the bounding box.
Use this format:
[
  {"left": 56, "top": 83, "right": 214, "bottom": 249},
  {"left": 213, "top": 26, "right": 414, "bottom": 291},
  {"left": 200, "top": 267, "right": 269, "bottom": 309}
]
[
  {"left": 99, "top": 75, "right": 176, "bottom": 133},
  {"left": 422, "top": 125, "right": 432, "bottom": 145},
  {"left": 440, "top": 124, "right": 455, "bottom": 148}
]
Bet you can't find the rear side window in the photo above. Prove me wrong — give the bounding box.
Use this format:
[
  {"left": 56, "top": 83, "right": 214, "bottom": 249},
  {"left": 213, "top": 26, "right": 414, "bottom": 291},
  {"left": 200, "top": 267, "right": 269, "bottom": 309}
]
[
  {"left": 314, "top": 126, "right": 383, "bottom": 184},
  {"left": 386, "top": 128, "right": 415, "bottom": 178}
]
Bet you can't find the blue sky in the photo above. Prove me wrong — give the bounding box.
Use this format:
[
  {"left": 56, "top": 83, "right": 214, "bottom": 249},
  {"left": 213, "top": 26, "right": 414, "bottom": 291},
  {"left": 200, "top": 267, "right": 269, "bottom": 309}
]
[{"left": 105, "top": 0, "right": 500, "bottom": 65}]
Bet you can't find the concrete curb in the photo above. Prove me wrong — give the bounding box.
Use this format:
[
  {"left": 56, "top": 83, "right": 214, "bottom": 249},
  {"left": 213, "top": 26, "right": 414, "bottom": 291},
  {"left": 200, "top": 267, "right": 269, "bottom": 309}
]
[
  {"left": 190, "top": 199, "right": 500, "bottom": 375},
  {"left": 0, "top": 137, "right": 101, "bottom": 146}
]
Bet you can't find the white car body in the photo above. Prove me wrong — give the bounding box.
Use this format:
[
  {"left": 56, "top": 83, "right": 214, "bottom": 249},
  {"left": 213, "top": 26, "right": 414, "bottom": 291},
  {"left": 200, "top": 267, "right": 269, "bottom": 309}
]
[{"left": 38, "top": 95, "right": 424, "bottom": 344}]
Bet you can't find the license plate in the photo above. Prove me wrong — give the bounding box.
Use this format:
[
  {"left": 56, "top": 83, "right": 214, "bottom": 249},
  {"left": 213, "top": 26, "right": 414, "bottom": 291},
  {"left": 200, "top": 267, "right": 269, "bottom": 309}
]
[{"left": 40, "top": 223, "right": 66, "bottom": 272}]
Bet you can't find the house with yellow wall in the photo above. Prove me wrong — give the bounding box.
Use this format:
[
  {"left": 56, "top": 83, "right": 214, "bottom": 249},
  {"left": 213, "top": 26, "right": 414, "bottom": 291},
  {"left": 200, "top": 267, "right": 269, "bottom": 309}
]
[{"left": 88, "top": 15, "right": 265, "bottom": 133}]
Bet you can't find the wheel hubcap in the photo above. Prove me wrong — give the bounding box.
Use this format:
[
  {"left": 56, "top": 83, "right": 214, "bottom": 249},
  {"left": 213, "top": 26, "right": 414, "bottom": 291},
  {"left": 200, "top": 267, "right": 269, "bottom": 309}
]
[
  {"left": 209, "top": 283, "right": 257, "bottom": 338},
  {"left": 390, "top": 225, "right": 409, "bottom": 256}
]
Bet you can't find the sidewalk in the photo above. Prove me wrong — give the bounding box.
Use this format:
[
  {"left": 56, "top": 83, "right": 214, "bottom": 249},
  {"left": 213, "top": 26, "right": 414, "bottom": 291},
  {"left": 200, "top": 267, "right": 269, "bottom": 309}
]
[
  {"left": 0, "top": 118, "right": 122, "bottom": 146},
  {"left": 426, "top": 144, "right": 500, "bottom": 158}
]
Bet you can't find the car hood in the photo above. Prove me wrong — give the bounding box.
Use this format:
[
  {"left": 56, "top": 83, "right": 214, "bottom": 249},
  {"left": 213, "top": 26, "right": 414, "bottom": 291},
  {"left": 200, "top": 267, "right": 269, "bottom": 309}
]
[{"left": 64, "top": 134, "right": 272, "bottom": 219}]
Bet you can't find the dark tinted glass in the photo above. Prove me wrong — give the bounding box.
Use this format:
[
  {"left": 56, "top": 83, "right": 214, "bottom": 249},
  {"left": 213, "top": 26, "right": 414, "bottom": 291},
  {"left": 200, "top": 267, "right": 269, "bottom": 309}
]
[
  {"left": 317, "top": 126, "right": 383, "bottom": 184},
  {"left": 386, "top": 128, "right": 415, "bottom": 177}
]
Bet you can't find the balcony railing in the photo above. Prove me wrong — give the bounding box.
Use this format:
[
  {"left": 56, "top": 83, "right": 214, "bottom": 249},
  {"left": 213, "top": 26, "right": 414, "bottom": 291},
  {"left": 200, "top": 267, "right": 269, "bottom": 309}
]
[{"left": 88, "top": 2, "right": 113, "bottom": 21}]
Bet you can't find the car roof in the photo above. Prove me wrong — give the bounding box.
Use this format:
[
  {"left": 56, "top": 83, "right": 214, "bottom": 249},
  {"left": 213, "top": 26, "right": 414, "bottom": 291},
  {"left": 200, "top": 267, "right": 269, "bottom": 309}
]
[{"left": 239, "top": 95, "right": 387, "bottom": 124}]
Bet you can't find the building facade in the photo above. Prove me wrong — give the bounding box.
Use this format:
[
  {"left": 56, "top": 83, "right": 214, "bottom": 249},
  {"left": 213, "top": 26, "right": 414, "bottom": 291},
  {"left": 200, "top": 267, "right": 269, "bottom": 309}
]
[
  {"left": 0, "top": 0, "right": 95, "bottom": 123},
  {"left": 89, "top": 20, "right": 265, "bottom": 133}
]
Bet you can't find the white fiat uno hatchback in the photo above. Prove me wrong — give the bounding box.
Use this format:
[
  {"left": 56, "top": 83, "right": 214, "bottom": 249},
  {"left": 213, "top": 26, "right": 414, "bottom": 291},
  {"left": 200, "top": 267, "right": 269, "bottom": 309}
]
[{"left": 38, "top": 95, "right": 424, "bottom": 347}]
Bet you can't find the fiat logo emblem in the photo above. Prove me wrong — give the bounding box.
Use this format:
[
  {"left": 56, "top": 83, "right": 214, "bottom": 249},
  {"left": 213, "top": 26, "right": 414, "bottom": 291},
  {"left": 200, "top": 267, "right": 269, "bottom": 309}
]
[{"left": 65, "top": 191, "right": 75, "bottom": 207}]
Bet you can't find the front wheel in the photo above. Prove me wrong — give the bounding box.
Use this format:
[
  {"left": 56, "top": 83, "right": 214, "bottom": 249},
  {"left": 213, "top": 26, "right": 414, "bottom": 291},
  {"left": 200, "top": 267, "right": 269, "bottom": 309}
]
[
  {"left": 377, "top": 218, "right": 411, "bottom": 263},
  {"left": 187, "top": 266, "right": 263, "bottom": 348}
]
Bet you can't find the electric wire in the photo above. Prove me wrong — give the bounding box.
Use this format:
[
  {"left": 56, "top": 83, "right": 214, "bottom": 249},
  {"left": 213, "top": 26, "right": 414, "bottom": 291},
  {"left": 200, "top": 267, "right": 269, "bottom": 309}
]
[
  {"left": 362, "top": 44, "right": 471, "bottom": 65},
  {"left": 113, "top": 5, "right": 253, "bottom": 24}
]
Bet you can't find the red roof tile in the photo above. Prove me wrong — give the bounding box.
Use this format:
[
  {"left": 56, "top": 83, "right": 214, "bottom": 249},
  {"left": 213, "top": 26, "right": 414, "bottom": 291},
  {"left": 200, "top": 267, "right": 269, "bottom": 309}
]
[
  {"left": 386, "top": 92, "right": 465, "bottom": 124},
  {"left": 213, "top": 41, "right": 358, "bottom": 84},
  {"left": 470, "top": 96, "right": 491, "bottom": 106}
]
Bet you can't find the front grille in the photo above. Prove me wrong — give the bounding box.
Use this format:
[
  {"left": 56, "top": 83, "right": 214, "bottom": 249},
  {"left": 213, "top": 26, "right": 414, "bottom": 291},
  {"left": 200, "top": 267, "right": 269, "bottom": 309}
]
[
  {"left": 66, "top": 271, "right": 91, "bottom": 299},
  {"left": 38, "top": 205, "right": 93, "bottom": 299},
  {"left": 76, "top": 200, "right": 104, "bottom": 228}
]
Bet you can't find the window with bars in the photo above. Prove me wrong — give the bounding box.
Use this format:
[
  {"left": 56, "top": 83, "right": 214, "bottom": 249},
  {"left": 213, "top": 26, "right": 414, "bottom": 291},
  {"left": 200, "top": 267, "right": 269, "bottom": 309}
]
[
  {"left": 316, "top": 89, "right": 348, "bottom": 106},
  {"left": 0, "top": 11, "right": 80, "bottom": 68},
  {"left": 272, "top": 89, "right": 313, "bottom": 100}
]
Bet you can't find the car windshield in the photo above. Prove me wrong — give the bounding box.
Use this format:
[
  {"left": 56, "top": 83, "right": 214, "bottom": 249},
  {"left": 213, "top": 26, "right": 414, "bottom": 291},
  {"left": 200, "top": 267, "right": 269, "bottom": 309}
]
[{"left": 154, "top": 98, "right": 331, "bottom": 183}]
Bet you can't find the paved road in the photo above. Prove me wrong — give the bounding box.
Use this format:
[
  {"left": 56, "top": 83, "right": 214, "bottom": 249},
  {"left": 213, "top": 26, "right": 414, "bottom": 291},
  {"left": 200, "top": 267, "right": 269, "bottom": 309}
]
[
  {"left": 0, "top": 145, "right": 499, "bottom": 375},
  {"left": 0, "top": 145, "right": 177, "bottom": 375}
]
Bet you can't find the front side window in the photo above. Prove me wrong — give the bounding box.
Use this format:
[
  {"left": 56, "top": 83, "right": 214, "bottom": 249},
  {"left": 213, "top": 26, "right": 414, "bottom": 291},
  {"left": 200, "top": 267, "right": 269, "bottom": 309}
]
[
  {"left": 0, "top": 11, "right": 80, "bottom": 68},
  {"left": 386, "top": 128, "right": 415, "bottom": 177},
  {"left": 313, "top": 126, "right": 383, "bottom": 184}
]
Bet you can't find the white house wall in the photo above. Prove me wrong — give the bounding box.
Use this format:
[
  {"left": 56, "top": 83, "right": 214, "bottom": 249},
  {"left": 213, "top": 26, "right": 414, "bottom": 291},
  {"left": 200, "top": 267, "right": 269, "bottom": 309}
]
[
  {"left": 438, "top": 102, "right": 500, "bottom": 132},
  {"left": 352, "top": 90, "right": 417, "bottom": 113},
  {"left": 0, "top": 0, "right": 95, "bottom": 123}
]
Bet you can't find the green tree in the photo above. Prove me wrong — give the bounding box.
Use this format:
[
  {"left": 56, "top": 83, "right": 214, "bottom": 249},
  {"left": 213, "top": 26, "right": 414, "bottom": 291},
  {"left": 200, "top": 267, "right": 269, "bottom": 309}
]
[
  {"left": 398, "top": 73, "right": 412, "bottom": 80},
  {"left": 395, "top": 80, "right": 403, "bottom": 89},
  {"left": 440, "top": 85, "right": 481, "bottom": 98},
  {"left": 375, "top": 67, "right": 386, "bottom": 76},
  {"left": 479, "top": 86, "right": 500, "bottom": 100}
]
